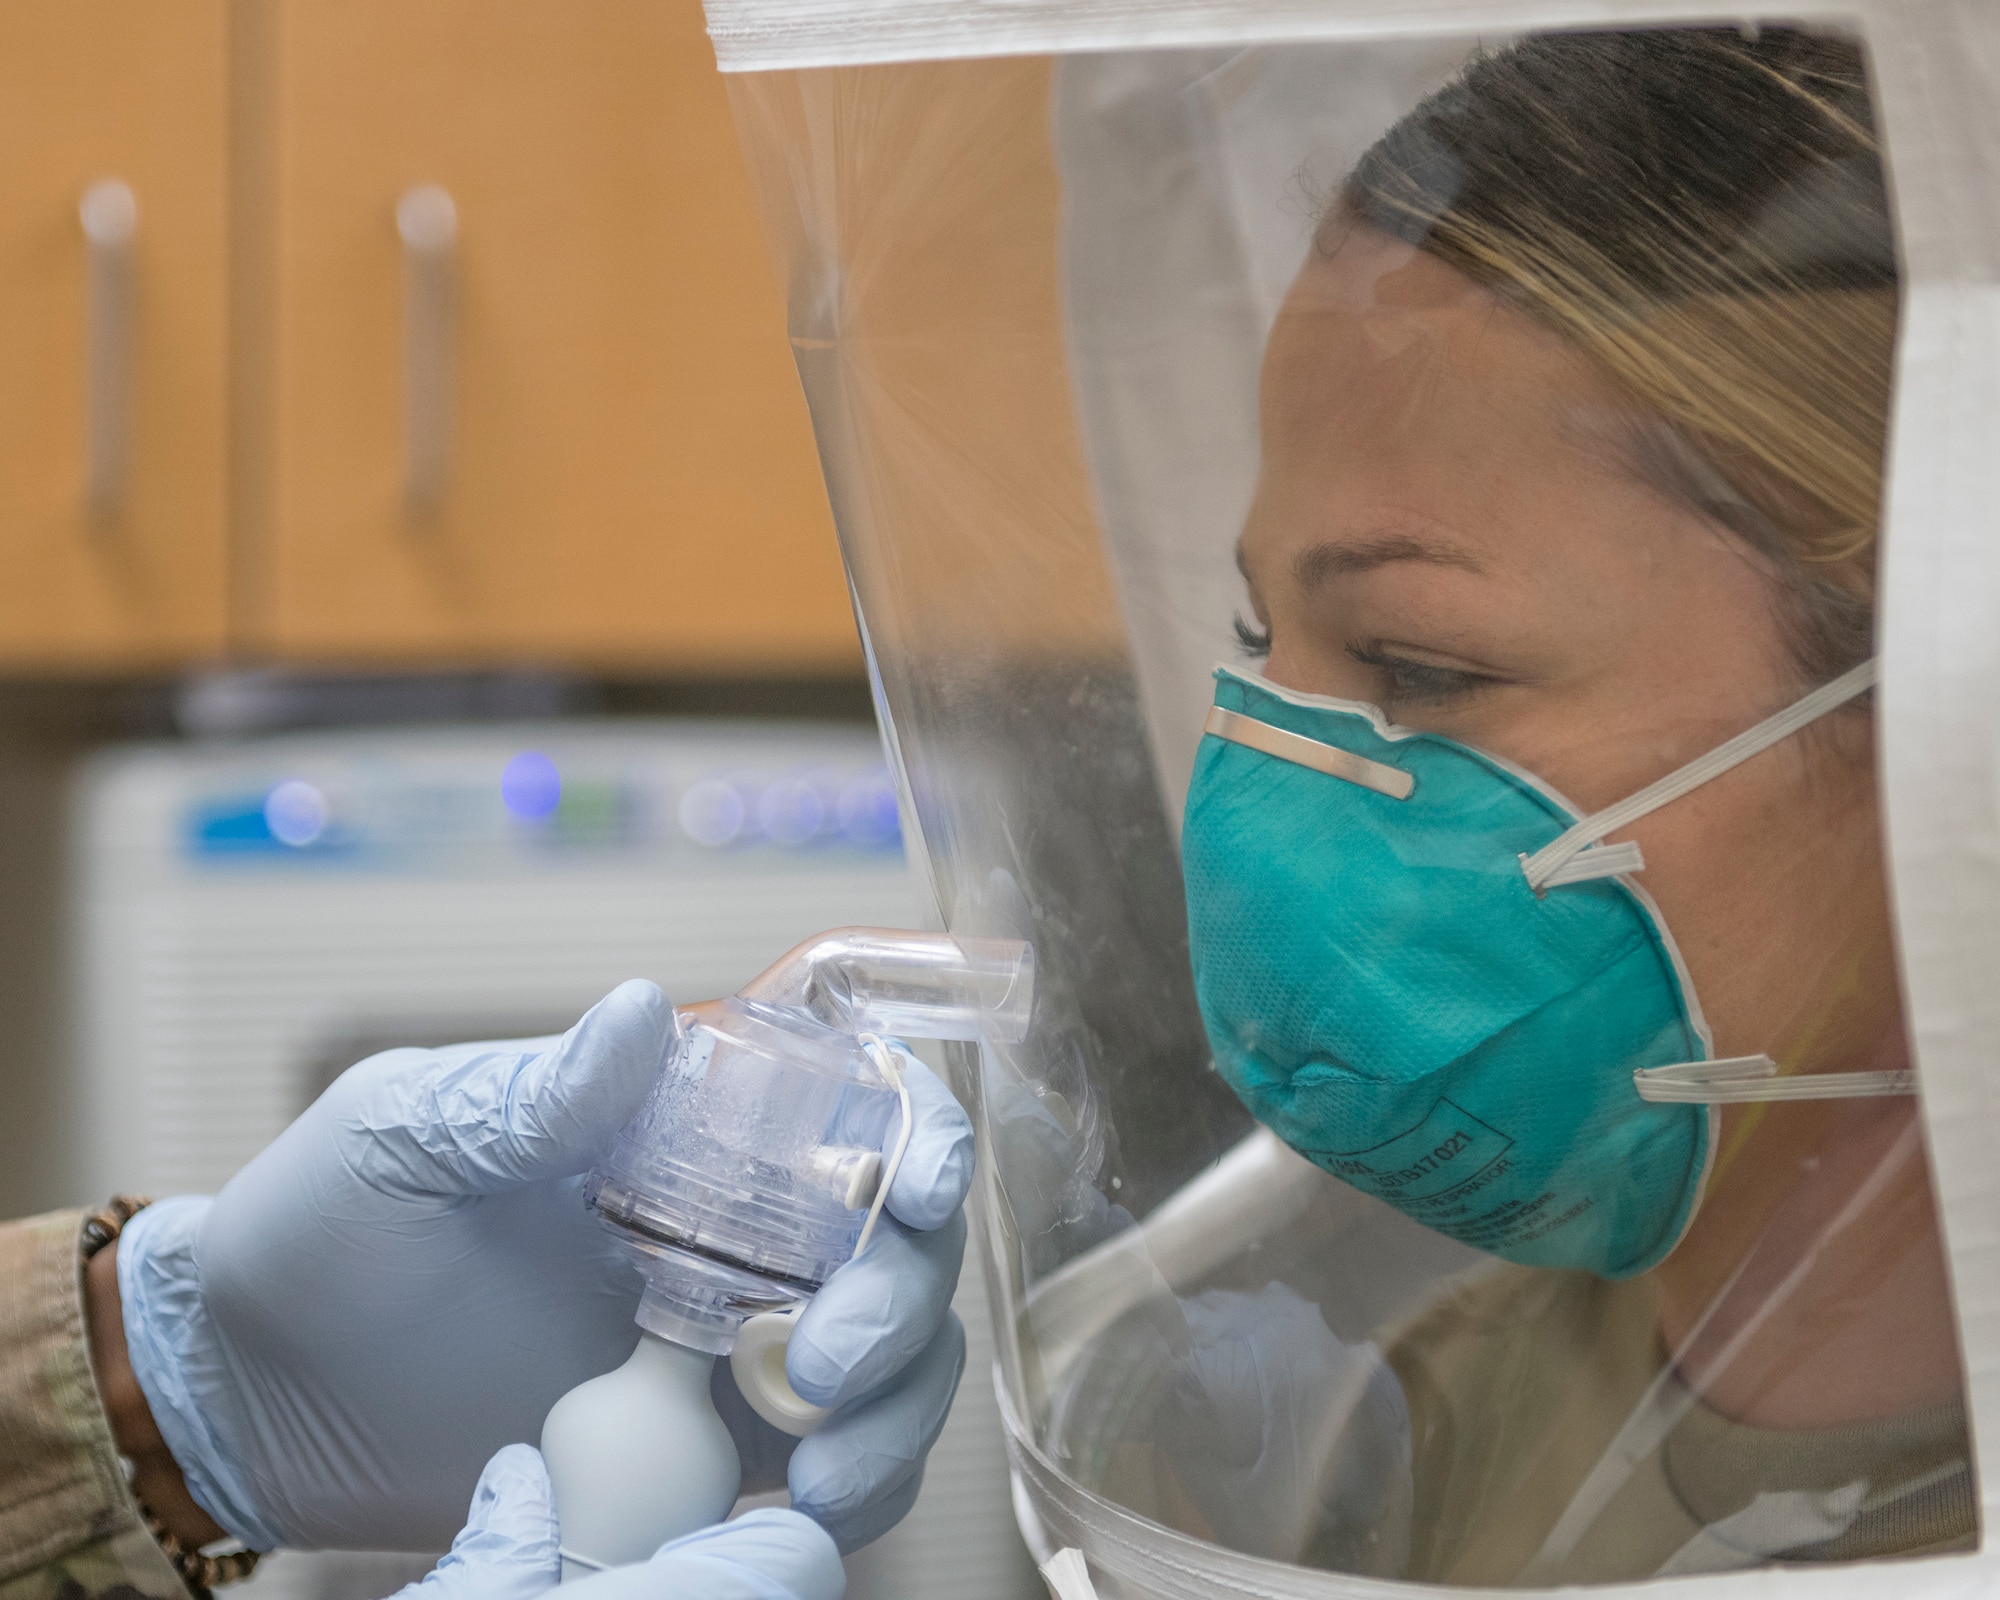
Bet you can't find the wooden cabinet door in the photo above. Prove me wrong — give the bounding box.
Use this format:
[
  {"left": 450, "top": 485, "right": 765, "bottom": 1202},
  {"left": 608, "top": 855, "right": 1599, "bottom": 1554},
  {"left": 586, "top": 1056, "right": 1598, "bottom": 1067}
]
[
  {"left": 0, "top": 0, "right": 228, "bottom": 668},
  {"left": 242, "top": 0, "right": 857, "bottom": 672}
]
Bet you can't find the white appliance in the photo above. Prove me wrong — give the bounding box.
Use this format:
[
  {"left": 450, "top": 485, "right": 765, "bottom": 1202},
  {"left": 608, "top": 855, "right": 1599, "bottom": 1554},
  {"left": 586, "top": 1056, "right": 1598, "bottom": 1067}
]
[{"left": 61, "top": 718, "right": 1037, "bottom": 1600}]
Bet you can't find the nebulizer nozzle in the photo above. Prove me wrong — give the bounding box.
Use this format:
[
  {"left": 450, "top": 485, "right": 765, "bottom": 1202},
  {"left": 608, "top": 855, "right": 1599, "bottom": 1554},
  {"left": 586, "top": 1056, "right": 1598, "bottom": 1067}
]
[
  {"left": 735, "top": 924, "right": 1037, "bottom": 1041},
  {"left": 540, "top": 927, "right": 1034, "bottom": 1577}
]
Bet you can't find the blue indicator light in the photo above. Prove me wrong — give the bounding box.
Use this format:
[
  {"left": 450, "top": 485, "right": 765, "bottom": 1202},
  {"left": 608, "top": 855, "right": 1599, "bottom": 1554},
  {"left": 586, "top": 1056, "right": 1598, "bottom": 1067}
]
[
  {"left": 678, "top": 778, "right": 746, "bottom": 848},
  {"left": 837, "top": 771, "right": 902, "bottom": 849},
  {"left": 758, "top": 777, "right": 827, "bottom": 846},
  {"left": 502, "top": 751, "right": 561, "bottom": 821},
  {"left": 264, "top": 780, "right": 330, "bottom": 848}
]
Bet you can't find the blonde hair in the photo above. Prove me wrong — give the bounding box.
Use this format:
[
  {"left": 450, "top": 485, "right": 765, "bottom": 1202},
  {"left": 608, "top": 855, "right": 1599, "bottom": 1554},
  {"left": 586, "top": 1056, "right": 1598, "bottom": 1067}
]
[{"left": 1339, "top": 28, "right": 1895, "bottom": 678}]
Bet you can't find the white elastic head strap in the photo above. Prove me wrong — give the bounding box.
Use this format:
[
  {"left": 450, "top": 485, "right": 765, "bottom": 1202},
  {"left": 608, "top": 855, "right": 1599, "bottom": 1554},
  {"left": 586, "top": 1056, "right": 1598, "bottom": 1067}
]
[{"left": 1521, "top": 658, "right": 1878, "bottom": 894}]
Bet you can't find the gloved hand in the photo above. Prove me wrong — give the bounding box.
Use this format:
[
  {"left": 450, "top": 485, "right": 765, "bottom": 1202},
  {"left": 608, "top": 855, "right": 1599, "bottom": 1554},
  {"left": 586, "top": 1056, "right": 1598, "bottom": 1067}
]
[
  {"left": 394, "top": 1444, "right": 845, "bottom": 1600},
  {"left": 114, "top": 980, "right": 973, "bottom": 1554}
]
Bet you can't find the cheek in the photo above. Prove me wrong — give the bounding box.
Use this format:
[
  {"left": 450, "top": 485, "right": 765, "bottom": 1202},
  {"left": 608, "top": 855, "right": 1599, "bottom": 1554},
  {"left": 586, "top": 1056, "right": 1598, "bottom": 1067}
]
[
  {"left": 1621, "top": 741, "right": 1890, "bottom": 1058},
  {"left": 1452, "top": 555, "right": 1798, "bottom": 806}
]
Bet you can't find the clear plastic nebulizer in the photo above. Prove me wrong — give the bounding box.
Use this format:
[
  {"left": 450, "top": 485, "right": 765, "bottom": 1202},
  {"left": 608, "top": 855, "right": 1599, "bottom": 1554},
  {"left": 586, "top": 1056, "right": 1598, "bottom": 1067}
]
[{"left": 540, "top": 926, "right": 1034, "bottom": 1578}]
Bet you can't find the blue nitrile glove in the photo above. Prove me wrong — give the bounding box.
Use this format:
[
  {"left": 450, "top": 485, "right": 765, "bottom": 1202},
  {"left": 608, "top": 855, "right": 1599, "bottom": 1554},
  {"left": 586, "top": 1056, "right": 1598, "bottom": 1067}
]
[
  {"left": 114, "top": 980, "right": 974, "bottom": 1554},
  {"left": 393, "top": 1444, "right": 845, "bottom": 1600}
]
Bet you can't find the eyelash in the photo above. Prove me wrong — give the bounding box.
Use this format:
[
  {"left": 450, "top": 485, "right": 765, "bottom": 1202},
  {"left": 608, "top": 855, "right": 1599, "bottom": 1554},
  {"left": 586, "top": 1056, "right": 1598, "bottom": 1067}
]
[
  {"left": 1347, "top": 642, "right": 1495, "bottom": 705},
  {"left": 1233, "top": 614, "right": 1273, "bottom": 658}
]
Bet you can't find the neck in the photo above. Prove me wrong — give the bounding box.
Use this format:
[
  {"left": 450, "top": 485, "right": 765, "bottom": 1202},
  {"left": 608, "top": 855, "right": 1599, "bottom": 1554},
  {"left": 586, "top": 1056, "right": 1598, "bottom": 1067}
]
[{"left": 1652, "top": 1084, "right": 1964, "bottom": 1429}]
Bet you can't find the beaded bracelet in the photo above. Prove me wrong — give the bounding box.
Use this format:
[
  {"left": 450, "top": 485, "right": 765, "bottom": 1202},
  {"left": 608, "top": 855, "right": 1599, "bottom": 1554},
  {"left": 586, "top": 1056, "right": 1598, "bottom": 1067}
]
[{"left": 81, "top": 1196, "right": 263, "bottom": 1597}]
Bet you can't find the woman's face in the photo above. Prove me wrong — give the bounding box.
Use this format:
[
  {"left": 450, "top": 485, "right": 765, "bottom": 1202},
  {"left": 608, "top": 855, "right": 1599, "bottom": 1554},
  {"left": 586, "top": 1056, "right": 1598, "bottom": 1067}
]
[{"left": 1237, "top": 223, "right": 1894, "bottom": 1077}]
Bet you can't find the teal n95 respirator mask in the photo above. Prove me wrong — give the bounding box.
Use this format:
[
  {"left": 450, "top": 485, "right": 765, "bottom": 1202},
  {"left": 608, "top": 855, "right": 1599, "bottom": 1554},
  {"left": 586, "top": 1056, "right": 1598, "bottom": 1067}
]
[{"left": 1181, "top": 660, "right": 1908, "bottom": 1280}]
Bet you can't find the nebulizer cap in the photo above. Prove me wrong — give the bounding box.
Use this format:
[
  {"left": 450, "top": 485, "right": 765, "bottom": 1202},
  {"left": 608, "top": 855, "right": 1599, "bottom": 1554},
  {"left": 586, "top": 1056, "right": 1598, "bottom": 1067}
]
[{"left": 586, "top": 926, "right": 1033, "bottom": 1394}]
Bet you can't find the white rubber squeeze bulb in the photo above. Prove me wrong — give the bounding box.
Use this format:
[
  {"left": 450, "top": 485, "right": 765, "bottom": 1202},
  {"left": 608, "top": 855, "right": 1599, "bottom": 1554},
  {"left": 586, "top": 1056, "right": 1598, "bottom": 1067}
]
[{"left": 540, "top": 1331, "right": 742, "bottom": 1579}]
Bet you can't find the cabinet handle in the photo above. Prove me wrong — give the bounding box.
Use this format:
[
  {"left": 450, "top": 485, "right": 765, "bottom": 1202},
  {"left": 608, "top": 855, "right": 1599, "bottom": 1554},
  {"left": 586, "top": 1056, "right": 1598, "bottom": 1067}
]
[
  {"left": 396, "top": 184, "right": 457, "bottom": 514},
  {"left": 79, "top": 180, "right": 137, "bottom": 520}
]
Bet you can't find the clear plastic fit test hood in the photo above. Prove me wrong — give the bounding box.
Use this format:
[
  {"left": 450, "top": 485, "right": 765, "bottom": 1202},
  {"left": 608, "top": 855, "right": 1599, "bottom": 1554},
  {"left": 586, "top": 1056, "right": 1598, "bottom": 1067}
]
[{"left": 697, "top": 1, "right": 2000, "bottom": 1595}]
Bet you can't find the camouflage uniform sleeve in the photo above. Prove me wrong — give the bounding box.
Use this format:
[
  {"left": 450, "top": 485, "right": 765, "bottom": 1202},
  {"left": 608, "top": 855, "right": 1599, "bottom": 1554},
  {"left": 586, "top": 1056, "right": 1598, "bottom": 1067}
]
[{"left": 0, "top": 1211, "right": 190, "bottom": 1600}]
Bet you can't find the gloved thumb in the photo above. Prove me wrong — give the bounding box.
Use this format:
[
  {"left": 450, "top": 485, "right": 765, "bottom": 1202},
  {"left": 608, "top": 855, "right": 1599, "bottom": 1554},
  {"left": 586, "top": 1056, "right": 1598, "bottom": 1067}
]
[
  {"left": 389, "top": 1444, "right": 561, "bottom": 1600},
  {"left": 340, "top": 979, "right": 675, "bottom": 1197},
  {"left": 566, "top": 1510, "right": 846, "bottom": 1600}
]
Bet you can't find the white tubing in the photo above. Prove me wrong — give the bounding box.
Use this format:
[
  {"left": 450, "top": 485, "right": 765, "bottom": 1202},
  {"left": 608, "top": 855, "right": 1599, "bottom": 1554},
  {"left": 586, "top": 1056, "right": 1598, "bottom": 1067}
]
[{"left": 727, "top": 1034, "right": 915, "bottom": 1437}]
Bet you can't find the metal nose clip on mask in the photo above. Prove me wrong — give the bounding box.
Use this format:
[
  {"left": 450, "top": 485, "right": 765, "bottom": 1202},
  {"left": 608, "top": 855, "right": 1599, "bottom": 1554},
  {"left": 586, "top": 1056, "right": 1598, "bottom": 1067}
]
[
  {"left": 1182, "top": 661, "right": 1902, "bottom": 1281},
  {"left": 540, "top": 926, "right": 1034, "bottom": 1577}
]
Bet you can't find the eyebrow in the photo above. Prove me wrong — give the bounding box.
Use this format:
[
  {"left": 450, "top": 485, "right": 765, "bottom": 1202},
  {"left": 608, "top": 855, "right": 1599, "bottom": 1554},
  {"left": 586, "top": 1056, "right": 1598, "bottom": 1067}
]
[{"left": 1234, "top": 533, "right": 1486, "bottom": 591}]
